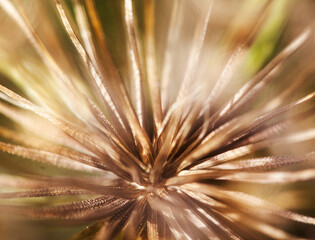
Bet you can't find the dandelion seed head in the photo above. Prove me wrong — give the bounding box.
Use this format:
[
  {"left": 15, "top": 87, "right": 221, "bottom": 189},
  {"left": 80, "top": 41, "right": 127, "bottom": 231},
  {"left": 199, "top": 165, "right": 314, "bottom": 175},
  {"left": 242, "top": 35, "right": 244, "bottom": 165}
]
[{"left": 0, "top": 0, "right": 314, "bottom": 239}]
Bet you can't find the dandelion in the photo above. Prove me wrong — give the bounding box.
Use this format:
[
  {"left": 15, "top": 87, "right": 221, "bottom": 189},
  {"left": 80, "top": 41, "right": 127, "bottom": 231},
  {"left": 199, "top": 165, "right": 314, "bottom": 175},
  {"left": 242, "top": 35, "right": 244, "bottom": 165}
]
[{"left": 0, "top": 0, "right": 315, "bottom": 239}]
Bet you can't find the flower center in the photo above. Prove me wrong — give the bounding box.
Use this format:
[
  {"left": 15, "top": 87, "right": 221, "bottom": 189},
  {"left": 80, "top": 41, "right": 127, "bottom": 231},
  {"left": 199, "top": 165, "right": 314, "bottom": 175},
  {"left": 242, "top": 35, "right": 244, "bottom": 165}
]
[{"left": 145, "top": 185, "right": 157, "bottom": 194}]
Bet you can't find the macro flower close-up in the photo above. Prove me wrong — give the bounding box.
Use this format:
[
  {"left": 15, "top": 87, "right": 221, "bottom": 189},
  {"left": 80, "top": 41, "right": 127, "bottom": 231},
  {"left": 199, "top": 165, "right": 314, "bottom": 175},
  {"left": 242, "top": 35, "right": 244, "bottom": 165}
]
[{"left": 0, "top": 0, "right": 315, "bottom": 239}]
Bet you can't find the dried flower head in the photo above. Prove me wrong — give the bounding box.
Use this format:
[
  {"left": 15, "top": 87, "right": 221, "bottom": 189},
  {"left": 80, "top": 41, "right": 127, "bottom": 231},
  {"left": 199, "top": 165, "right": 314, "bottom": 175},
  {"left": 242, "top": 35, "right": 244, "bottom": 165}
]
[{"left": 0, "top": 0, "right": 315, "bottom": 239}]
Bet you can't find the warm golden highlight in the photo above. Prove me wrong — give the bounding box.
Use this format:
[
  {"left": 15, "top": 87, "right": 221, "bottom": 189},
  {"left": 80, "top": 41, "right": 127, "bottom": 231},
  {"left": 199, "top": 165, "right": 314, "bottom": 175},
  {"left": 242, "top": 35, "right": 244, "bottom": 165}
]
[{"left": 0, "top": 0, "right": 314, "bottom": 239}]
